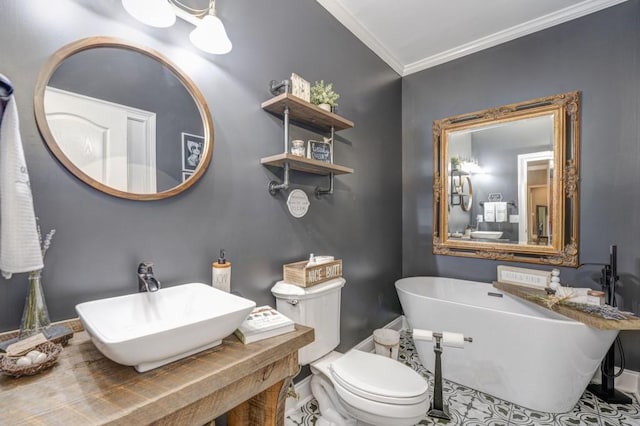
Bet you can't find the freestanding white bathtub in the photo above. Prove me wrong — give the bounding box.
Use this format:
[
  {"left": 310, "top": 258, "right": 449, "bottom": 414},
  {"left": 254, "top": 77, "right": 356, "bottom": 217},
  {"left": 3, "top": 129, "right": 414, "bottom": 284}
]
[{"left": 395, "top": 276, "right": 618, "bottom": 413}]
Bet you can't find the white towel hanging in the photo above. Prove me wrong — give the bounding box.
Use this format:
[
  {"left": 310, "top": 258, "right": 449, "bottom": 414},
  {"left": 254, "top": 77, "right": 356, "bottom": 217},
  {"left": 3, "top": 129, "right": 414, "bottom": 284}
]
[
  {"left": 484, "top": 202, "right": 496, "bottom": 222},
  {"left": 0, "top": 96, "right": 43, "bottom": 278},
  {"left": 495, "top": 202, "right": 508, "bottom": 222}
]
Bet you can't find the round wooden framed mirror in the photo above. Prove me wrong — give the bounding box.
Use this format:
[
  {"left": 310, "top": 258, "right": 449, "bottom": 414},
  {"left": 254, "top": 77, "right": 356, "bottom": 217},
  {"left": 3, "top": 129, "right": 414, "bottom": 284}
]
[{"left": 34, "top": 37, "right": 214, "bottom": 200}]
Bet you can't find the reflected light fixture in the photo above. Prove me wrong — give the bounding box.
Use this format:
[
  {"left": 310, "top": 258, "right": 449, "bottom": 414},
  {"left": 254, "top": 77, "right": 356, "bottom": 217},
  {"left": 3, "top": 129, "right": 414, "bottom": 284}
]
[
  {"left": 121, "top": 0, "right": 232, "bottom": 54},
  {"left": 460, "top": 160, "right": 484, "bottom": 174}
]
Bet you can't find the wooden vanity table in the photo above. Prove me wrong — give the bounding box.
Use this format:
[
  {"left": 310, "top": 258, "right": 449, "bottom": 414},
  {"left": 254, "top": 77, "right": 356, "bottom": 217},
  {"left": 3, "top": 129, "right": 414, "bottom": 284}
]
[{"left": 0, "top": 321, "right": 313, "bottom": 425}]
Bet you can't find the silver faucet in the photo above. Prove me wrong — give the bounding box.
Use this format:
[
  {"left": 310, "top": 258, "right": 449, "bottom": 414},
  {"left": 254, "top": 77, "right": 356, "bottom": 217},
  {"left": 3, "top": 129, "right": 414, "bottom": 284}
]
[{"left": 137, "top": 262, "right": 161, "bottom": 292}]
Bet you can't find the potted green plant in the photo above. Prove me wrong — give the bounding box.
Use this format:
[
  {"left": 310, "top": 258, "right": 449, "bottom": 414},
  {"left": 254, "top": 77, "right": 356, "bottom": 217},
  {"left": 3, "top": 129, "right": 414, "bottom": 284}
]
[
  {"left": 451, "top": 155, "right": 461, "bottom": 170},
  {"left": 310, "top": 80, "right": 340, "bottom": 112}
]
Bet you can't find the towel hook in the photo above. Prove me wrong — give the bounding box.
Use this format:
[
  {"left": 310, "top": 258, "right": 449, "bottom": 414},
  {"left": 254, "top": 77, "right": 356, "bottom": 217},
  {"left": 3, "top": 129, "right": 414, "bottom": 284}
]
[{"left": 0, "top": 73, "right": 14, "bottom": 101}]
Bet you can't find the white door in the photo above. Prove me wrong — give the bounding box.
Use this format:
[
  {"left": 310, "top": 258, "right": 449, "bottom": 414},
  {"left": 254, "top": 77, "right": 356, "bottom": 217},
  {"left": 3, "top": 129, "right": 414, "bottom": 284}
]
[
  {"left": 517, "top": 151, "right": 553, "bottom": 244},
  {"left": 44, "top": 87, "right": 156, "bottom": 193}
]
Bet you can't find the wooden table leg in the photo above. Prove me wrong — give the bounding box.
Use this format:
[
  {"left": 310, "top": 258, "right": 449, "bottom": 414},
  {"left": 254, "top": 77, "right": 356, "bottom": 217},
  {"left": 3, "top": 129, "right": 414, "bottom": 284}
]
[{"left": 228, "top": 377, "right": 292, "bottom": 426}]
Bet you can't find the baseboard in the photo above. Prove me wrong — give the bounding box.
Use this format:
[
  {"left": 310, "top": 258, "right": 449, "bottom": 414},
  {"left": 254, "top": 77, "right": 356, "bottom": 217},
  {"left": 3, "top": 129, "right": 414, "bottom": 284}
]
[
  {"left": 591, "top": 367, "right": 640, "bottom": 402},
  {"left": 285, "top": 315, "right": 405, "bottom": 416}
]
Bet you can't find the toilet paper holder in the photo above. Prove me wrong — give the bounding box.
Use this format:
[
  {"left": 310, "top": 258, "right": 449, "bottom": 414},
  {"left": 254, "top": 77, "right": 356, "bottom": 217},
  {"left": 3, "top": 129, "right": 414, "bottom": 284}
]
[{"left": 413, "top": 329, "right": 473, "bottom": 421}]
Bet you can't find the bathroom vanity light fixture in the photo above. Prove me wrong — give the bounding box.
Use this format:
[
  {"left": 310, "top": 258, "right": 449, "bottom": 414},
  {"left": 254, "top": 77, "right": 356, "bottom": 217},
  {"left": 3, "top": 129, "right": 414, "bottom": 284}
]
[
  {"left": 459, "top": 158, "right": 483, "bottom": 174},
  {"left": 121, "top": 0, "right": 232, "bottom": 54}
]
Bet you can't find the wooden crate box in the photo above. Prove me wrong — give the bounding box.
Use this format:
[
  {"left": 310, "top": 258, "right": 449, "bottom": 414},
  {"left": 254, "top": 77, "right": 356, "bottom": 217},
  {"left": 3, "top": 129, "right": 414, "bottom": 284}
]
[{"left": 283, "top": 259, "right": 342, "bottom": 287}]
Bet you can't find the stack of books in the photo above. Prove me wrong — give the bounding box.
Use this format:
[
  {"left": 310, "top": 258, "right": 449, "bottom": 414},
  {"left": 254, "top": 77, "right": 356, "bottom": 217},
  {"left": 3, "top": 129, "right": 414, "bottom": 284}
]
[{"left": 234, "top": 305, "right": 295, "bottom": 344}]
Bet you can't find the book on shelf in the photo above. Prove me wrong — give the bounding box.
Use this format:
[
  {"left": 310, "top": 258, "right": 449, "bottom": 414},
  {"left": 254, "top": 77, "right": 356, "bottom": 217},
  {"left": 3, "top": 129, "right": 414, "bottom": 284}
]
[{"left": 234, "top": 305, "right": 295, "bottom": 344}]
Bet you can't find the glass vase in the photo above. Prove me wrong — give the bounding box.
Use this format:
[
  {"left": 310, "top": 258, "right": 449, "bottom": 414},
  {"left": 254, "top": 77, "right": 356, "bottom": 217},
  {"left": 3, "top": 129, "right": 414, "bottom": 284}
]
[{"left": 18, "top": 270, "right": 51, "bottom": 340}]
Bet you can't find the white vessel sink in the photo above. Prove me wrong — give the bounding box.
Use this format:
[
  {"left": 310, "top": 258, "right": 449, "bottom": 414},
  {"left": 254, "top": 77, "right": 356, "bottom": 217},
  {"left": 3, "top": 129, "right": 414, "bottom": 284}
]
[
  {"left": 76, "top": 283, "right": 255, "bottom": 372},
  {"left": 470, "top": 231, "right": 503, "bottom": 240}
]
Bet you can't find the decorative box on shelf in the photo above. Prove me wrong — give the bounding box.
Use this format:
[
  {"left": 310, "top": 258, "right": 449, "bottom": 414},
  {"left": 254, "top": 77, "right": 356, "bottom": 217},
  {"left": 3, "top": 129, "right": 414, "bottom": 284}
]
[{"left": 283, "top": 259, "right": 342, "bottom": 288}]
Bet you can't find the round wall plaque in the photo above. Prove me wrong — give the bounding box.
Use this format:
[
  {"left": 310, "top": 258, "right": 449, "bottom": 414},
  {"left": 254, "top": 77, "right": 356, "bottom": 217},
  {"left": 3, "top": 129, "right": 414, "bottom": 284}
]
[{"left": 287, "top": 189, "right": 310, "bottom": 218}]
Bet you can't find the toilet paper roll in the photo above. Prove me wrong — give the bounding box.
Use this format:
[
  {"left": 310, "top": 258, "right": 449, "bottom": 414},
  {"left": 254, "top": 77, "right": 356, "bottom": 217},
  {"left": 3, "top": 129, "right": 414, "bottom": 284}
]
[
  {"left": 412, "top": 329, "right": 433, "bottom": 342},
  {"left": 442, "top": 332, "right": 465, "bottom": 349}
]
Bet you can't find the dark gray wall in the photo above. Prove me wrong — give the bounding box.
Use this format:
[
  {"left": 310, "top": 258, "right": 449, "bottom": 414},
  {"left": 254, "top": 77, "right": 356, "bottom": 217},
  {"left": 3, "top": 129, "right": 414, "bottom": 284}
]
[
  {"left": 0, "top": 0, "right": 402, "bottom": 357},
  {"left": 403, "top": 0, "right": 640, "bottom": 369}
]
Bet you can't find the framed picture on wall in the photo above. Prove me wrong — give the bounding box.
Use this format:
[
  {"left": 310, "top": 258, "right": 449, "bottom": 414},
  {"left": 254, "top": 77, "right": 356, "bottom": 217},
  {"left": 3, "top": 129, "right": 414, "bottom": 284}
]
[
  {"left": 182, "top": 171, "right": 193, "bottom": 182},
  {"left": 182, "top": 132, "right": 204, "bottom": 171},
  {"left": 307, "top": 140, "right": 331, "bottom": 163}
]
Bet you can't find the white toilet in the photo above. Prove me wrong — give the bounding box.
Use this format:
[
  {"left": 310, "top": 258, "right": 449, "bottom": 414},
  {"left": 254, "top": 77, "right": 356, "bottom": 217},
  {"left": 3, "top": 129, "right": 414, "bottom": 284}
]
[{"left": 271, "top": 277, "right": 428, "bottom": 426}]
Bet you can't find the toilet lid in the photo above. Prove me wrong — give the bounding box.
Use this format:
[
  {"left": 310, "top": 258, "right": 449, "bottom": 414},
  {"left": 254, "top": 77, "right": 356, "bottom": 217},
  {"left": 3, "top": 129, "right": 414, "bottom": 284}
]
[{"left": 330, "top": 350, "right": 428, "bottom": 405}]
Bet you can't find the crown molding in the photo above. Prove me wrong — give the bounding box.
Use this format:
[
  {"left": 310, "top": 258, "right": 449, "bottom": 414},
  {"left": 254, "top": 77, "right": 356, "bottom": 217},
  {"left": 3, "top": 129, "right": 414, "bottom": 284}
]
[
  {"left": 318, "top": 0, "right": 629, "bottom": 77},
  {"left": 316, "top": 0, "right": 404, "bottom": 75},
  {"left": 403, "top": 0, "right": 629, "bottom": 75}
]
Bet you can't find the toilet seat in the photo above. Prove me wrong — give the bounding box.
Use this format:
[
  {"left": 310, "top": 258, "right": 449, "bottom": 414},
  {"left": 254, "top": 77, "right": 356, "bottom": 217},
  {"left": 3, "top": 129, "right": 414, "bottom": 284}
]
[
  {"left": 330, "top": 350, "right": 428, "bottom": 405},
  {"left": 331, "top": 380, "right": 427, "bottom": 424},
  {"left": 310, "top": 350, "right": 429, "bottom": 426}
]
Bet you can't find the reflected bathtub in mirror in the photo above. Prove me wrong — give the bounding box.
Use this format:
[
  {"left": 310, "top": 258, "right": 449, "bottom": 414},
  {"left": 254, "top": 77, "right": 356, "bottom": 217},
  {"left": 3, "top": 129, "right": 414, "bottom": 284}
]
[
  {"left": 34, "top": 37, "right": 214, "bottom": 200},
  {"left": 432, "top": 92, "right": 580, "bottom": 266}
]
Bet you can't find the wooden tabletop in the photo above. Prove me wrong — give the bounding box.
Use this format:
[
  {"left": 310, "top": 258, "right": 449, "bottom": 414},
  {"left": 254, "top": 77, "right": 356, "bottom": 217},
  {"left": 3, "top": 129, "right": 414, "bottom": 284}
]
[
  {"left": 0, "top": 323, "right": 313, "bottom": 425},
  {"left": 493, "top": 281, "right": 640, "bottom": 330}
]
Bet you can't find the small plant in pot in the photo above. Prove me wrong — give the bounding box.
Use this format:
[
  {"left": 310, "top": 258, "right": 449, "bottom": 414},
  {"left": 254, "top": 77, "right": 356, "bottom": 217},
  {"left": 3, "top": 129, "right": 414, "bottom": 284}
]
[
  {"left": 451, "top": 155, "right": 461, "bottom": 170},
  {"left": 310, "top": 80, "right": 340, "bottom": 112}
]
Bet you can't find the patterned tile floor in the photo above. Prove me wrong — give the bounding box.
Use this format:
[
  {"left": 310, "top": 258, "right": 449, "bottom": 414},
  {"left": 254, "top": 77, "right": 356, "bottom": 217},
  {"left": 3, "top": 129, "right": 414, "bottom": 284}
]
[{"left": 286, "top": 330, "right": 640, "bottom": 425}]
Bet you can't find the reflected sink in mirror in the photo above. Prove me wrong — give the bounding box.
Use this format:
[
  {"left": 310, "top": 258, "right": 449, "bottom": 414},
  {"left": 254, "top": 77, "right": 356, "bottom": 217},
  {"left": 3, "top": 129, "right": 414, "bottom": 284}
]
[
  {"left": 75, "top": 283, "right": 255, "bottom": 372},
  {"left": 470, "top": 231, "right": 503, "bottom": 240}
]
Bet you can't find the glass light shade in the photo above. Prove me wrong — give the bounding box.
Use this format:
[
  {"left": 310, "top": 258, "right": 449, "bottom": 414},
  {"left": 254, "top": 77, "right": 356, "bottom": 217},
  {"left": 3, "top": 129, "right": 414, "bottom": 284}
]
[
  {"left": 122, "top": 0, "right": 176, "bottom": 28},
  {"left": 189, "top": 15, "right": 232, "bottom": 54}
]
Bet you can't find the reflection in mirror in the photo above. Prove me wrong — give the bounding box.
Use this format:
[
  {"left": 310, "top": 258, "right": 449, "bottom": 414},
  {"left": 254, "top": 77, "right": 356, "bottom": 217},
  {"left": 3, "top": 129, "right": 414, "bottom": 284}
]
[
  {"left": 517, "top": 150, "right": 554, "bottom": 245},
  {"left": 448, "top": 115, "right": 554, "bottom": 245},
  {"left": 34, "top": 37, "right": 214, "bottom": 200},
  {"left": 433, "top": 92, "right": 580, "bottom": 266}
]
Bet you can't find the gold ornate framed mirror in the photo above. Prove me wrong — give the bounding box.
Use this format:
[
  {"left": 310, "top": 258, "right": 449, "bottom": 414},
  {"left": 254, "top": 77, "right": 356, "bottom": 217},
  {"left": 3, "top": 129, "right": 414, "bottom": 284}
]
[
  {"left": 432, "top": 91, "right": 580, "bottom": 266},
  {"left": 34, "top": 37, "right": 214, "bottom": 200}
]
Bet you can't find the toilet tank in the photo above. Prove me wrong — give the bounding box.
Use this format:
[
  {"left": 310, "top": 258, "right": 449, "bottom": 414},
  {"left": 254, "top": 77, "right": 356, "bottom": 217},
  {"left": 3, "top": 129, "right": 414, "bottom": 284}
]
[{"left": 271, "top": 277, "right": 346, "bottom": 365}]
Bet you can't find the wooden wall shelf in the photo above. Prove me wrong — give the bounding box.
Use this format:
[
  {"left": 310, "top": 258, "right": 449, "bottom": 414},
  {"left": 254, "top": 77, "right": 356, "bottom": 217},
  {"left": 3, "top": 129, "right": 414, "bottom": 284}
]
[
  {"left": 261, "top": 153, "right": 353, "bottom": 176},
  {"left": 261, "top": 89, "right": 355, "bottom": 195},
  {"left": 261, "top": 93, "right": 354, "bottom": 132}
]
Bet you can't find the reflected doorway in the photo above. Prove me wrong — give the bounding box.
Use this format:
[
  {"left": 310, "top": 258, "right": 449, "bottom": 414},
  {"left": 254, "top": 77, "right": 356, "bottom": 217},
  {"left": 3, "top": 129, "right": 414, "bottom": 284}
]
[
  {"left": 517, "top": 151, "right": 553, "bottom": 244},
  {"left": 45, "top": 87, "right": 157, "bottom": 193}
]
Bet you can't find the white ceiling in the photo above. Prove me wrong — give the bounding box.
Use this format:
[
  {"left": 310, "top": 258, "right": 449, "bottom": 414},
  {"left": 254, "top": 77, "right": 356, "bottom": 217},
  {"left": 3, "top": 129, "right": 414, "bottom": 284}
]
[{"left": 317, "top": 0, "right": 628, "bottom": 76}]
